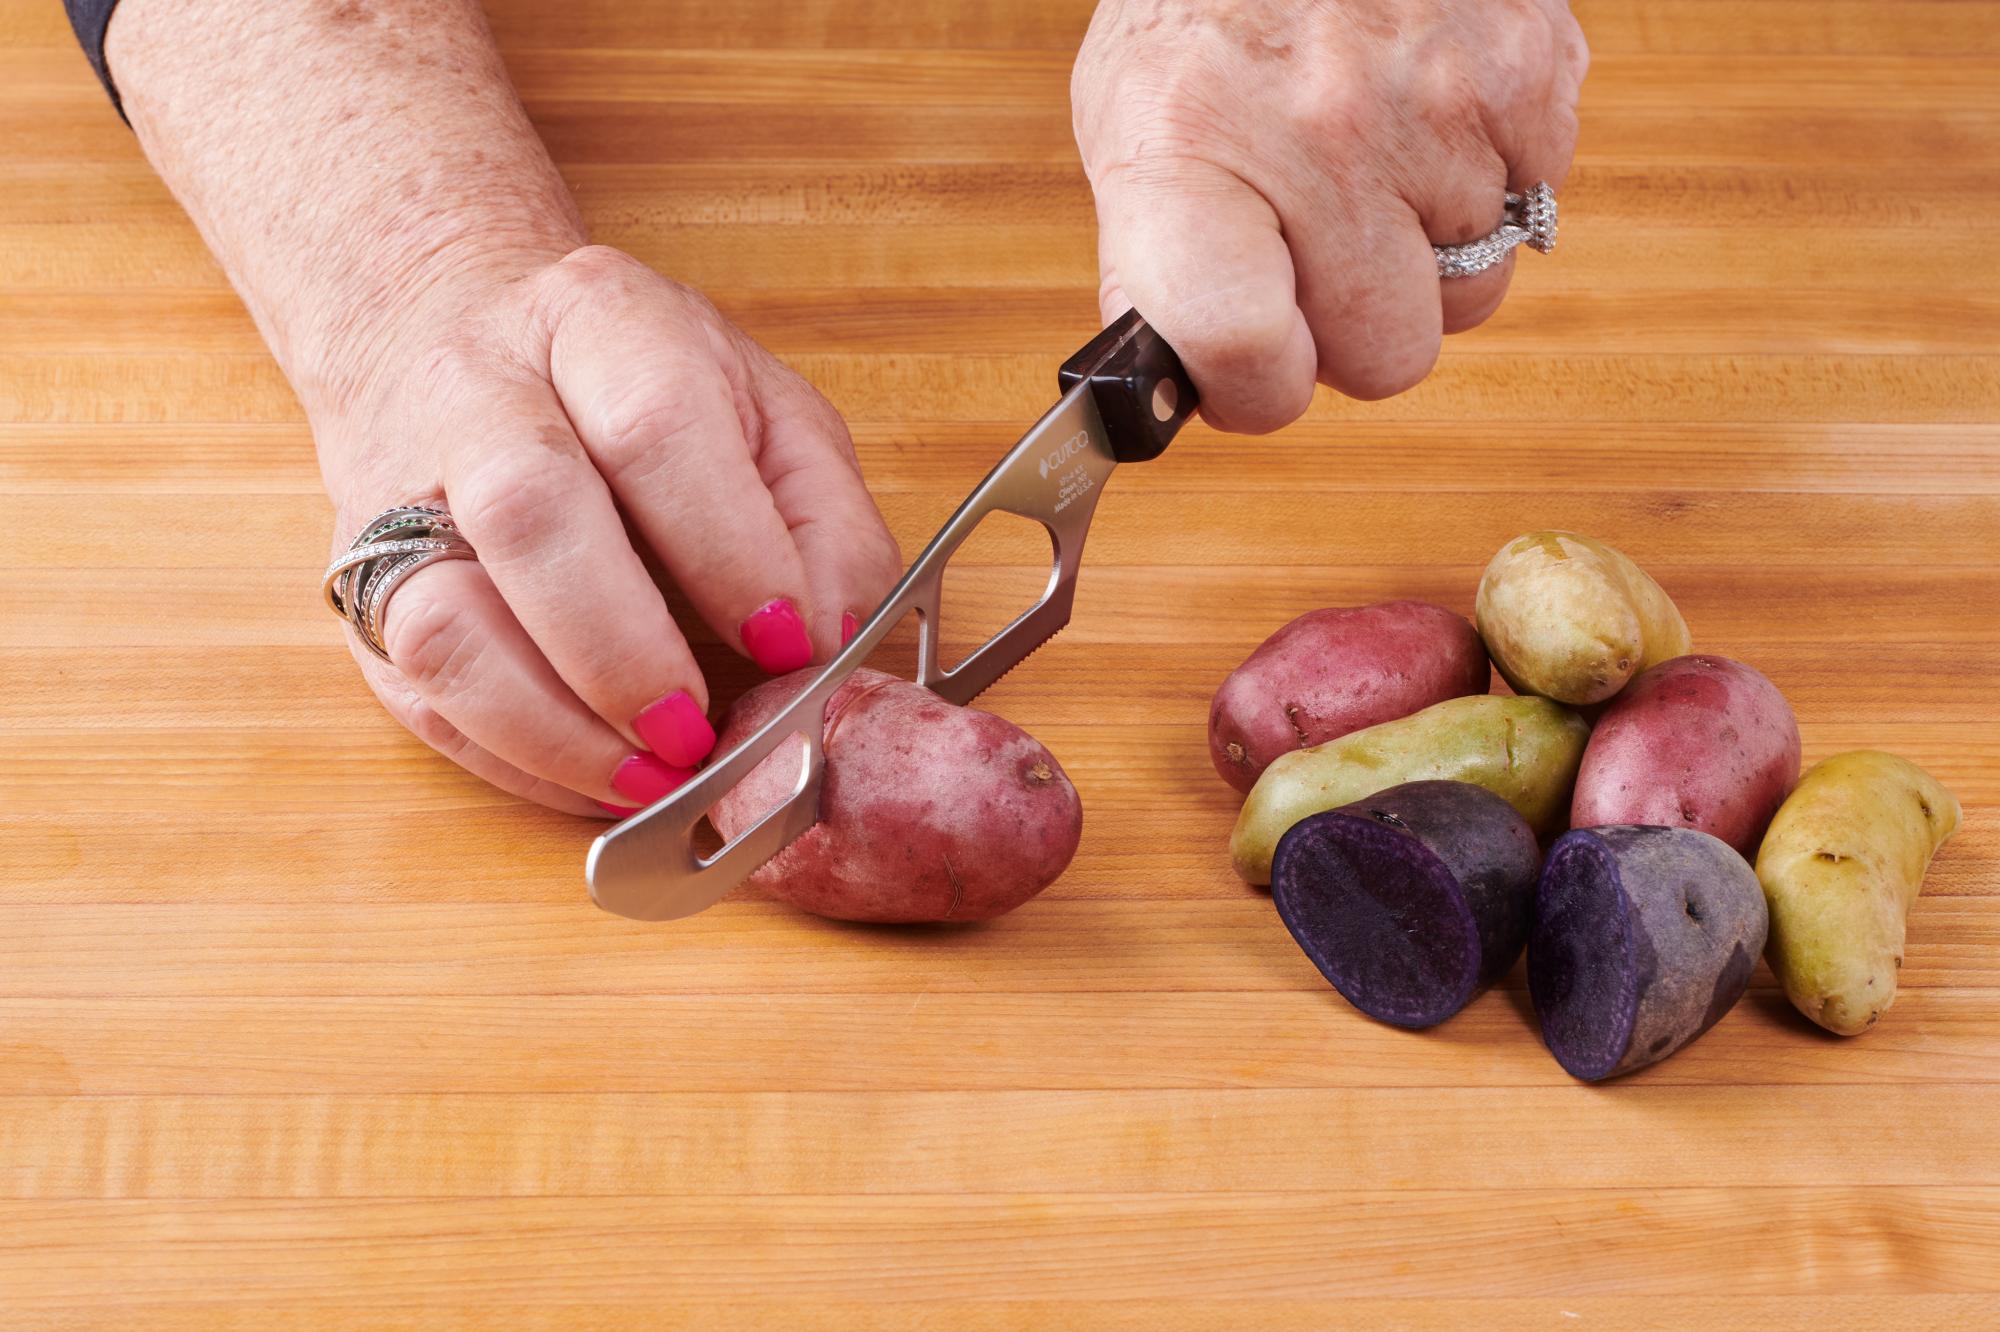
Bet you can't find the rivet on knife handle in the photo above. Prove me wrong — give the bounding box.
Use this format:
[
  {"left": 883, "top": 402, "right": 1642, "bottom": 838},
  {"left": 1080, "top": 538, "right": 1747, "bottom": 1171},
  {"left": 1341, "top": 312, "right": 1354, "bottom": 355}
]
[{"left": 1057, "top": 306, "right": 1200, "bottom": 463}]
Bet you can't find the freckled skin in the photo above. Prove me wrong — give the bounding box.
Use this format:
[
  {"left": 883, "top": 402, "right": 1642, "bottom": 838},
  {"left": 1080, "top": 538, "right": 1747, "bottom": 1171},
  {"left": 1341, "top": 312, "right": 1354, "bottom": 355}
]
[
  {"left": 1209, "top": 600, "right": 1490, "bottom": 793},
  {"left": 1072, "top": 0, "right": 1590, "bottom": 421},
  {"left": 103, "top": 0, "right": 909, "bottom": 816},
  {"left": 1571, "top": 655, "right": 1802, "bottom": 856},
  {"left": 712, "top": 669, "right": 1083, "bottom": 923}
]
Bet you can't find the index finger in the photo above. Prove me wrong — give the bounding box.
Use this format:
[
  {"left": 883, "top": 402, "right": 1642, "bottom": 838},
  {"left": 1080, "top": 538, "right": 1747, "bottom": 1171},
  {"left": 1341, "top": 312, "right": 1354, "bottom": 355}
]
[
  {"left": 1087, "top": 155, "right": 1320, "bottom": 434},
  {"left": 441, "top": 373, "right": 719, "bottom": 767}
]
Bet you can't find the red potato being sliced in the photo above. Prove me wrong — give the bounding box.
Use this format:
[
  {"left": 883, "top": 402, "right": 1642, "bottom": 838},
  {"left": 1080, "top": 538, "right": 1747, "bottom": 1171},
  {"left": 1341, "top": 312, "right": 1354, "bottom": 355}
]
[{"left": 709, "top": 668, "right": 1083, "bottom": 923}]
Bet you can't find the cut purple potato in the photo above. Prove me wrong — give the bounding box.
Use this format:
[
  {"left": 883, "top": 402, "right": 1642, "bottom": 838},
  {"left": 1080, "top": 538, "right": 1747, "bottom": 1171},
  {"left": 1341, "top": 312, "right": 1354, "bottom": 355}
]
[
  {"left": 1270, "top": 780, "right": 1542, "bottom": 1029},
  {"left": 1529, "top": 824, "right": 1768, "bottom": 1082}
]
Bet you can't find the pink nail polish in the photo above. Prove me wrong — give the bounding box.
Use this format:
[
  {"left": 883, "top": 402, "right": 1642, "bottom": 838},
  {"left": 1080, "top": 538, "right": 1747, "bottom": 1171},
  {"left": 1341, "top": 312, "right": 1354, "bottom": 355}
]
[
  {"left": 597, "top": 801, "right": 640, "bottom": 818},
  {"left": 633, "top": 690, "right": 716, "bottom": 768},
  {"left": 739, "top": 597, "right": 813, "bottom": 674},
  {"left": 841, "top": 611, "right": 859, "bottom": 646},
  {"left": 611, "top": 753, "right": 693, "bottom": 806}
]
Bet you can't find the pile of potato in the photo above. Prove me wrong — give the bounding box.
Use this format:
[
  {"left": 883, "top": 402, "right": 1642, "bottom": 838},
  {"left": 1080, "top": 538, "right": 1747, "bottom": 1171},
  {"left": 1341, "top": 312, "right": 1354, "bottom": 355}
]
[{"left": 1214, "top": 530, "right": 1961, "bottom": 1079}]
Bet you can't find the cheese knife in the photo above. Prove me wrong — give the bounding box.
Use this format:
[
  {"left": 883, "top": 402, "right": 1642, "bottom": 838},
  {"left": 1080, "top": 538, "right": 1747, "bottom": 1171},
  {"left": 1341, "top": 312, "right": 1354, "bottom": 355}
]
[{"left": 586, "top": 309, "right": 1198, "bottom": 922}]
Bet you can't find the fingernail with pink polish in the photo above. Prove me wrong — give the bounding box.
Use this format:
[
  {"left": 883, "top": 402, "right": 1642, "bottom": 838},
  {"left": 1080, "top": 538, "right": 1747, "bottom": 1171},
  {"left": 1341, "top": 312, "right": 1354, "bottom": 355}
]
[
  {"left": 611, "top": 753, "right": 693, "bottom": 806},
  {"left": 633, "top": 689, "right": 716, "bottom": 768},
  {"left": 597, "top": 801, "right": 640, "bottom": 819},
  {"left": 740, "top": 597, "right": 813, "bottom": 674},
  {"left": 841, "top": 611, "right": 859, "bottom": 646}
]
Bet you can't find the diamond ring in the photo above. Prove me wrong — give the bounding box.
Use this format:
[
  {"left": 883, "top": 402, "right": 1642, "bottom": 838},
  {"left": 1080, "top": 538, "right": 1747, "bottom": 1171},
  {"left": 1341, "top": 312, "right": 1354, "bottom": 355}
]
[
  {"left": 321, "top": 505, "right": 478, "bottom": 662},
  {"left": 1433, "top": 181, "right": 1558, "bottom": 279}
]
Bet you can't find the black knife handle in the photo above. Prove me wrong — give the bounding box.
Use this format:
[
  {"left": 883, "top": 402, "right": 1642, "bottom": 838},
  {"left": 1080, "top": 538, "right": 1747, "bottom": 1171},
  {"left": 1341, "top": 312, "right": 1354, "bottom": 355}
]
[{"left": 1058, "top": 308, "right": 1199, "bottom": 463}]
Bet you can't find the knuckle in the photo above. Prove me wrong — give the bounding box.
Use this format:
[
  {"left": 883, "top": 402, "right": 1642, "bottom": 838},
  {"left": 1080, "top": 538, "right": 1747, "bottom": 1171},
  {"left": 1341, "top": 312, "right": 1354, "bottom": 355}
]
[
  {"left": 1202, "top": 373, "right": 1315, "bottom": 436},
  {"left": 1545, "top": 100, "right": 1582, "bottom": 160},
  {"left": 589, "top": 392, "right": 710, "bottom": 490},
  {"left": 1410, "top": 60, "right": 1480, "bottom": 129},
  {"left": 572, "top": 633, "right": 671, "bottom": 710},
  {"left": 1443, "top": 272, "right": 1513, "bottom": 335},
  {"left": 1087, "top": 77, "right": 1240, "bottom": 184},
  {"left": 383, "top": 582, "right": 488, "bottom": 700},
  {"left": 538, "top": 244, "right": 699, "bottom": 331},
  {"left": 1291, "top": 67, "right": 1371, "bottom": 141},
  {"left": 1562, "top": 25, "right": 1592, "bottom": 86},
  {"left": 862, "top": 527, "right": 906, "bottom": 596},
  {"left": 363, "top": 668, "right": 427, "bottom": 731},
  {"left": 1496, "top": 20, "right": 1554, "bottom": 92},
  {"left": 547, "top": 244, "right": 714, "bottom": 323},
  {"left": 1328, "top": 339, "right": 1440, "bottom": 402},
  {"left": 453, "top": 462, "right": 559, "bottom": 563},
  {"left": 401, "top": 696, "right": 478, "bottom": 765},
  {"left": 386, "top": 689, "right": 502, "bottom": 778},
  {"left": 551, "top": 243, "right": 646, "bottom": 287},
  {"left": 1171, "top": 286, "right": 1302, "bottom": 381},
  {"left": 409, "top": 336, "right": 504, "bottom": 408},
  {"left": 1090, "top": 146, "right": 1200, "bottom": 205}
]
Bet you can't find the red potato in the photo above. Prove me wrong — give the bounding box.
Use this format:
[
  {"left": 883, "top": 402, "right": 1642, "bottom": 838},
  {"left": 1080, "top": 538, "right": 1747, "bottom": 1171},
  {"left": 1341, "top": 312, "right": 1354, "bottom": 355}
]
[
  {"left": 710, "top": 668, "right": 1083, "bottom": 922},
  {"left": 1571, "top": 654, "right": 1802, "bottom": 857},
  {"left": 1209, "top": 601, "right": 1490, "bottom": 793}
]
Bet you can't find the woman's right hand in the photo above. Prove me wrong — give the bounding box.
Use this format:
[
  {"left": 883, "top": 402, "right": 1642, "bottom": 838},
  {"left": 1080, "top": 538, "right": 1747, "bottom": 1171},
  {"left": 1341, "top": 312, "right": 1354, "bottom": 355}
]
[
  {"left": 1073, "top": 0, "right": 1587, "bottom": 431},
  {"left": 317, "top": 245, "right": 905, "bottom": 817}
]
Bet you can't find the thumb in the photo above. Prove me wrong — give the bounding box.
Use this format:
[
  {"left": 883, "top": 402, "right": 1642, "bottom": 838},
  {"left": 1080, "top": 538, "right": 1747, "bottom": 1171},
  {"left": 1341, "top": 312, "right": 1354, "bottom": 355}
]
[{"left": 1089, "top": 156, "right": 1319, "bottom": 434}]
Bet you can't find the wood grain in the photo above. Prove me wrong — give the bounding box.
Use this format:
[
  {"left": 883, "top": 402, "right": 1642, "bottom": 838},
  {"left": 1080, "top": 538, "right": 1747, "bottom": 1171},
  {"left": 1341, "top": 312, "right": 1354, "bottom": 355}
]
[{"left": 3, "top": 0, "right": 1998, "bottom": 1320}]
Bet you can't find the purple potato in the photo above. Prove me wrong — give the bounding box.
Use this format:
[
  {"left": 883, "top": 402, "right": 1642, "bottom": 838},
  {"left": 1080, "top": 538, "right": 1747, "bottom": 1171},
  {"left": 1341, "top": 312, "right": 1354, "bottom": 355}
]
[
  {"left": 1529, "top": 824, "right": 1768, "bottom": 1081},
  {"left": 1271, "top": 781, "right": 1542, "bottom": 1029}
]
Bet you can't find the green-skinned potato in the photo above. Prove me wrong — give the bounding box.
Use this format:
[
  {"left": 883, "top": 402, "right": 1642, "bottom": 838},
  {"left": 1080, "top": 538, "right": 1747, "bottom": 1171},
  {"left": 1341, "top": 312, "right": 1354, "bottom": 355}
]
[
  {"left": 1476, "top": 531, "right": 1691, "bottom": 706},
  {"left": 1757, "top": 750, "right": 1961, "bottom": 1035},
  {"left": 1231, "top": 695, "right": 1590, "bottom": 884}
]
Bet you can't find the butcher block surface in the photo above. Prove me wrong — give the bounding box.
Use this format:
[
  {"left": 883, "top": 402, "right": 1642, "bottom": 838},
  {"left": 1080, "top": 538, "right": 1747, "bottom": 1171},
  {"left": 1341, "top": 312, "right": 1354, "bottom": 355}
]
[{"left": 2, "top": 0, "right": 1998, "bottom": 1323}]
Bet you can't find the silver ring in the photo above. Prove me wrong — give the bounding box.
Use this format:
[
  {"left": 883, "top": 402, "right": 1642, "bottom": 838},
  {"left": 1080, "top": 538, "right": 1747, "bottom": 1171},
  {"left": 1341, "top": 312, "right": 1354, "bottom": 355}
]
[
  {"left": 321, "top": 505, "right": 477, "bottom": 662},
  {"left": 1433, "top": 180, "right": 1558, "bottom": 279}
]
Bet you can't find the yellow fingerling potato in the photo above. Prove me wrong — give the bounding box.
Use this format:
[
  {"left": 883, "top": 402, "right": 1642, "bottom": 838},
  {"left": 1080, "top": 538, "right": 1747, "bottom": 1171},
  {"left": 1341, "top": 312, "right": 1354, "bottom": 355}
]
[
  {"left": 1230, "top": 694, "right": 1590, "bottom": 885},
  {"left": 1756, "top": 750, "right": 1962, "bottom": 1035},
  {"left": 1476, "top": 531, "right": 1691, "bottom": 706}
]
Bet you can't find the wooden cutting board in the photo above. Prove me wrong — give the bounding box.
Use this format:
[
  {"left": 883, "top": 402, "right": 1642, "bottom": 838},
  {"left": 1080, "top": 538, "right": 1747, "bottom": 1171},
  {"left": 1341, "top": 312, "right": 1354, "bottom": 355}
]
[{"left": 2, "top": 0, "right": 1996, "bottom": 1322}]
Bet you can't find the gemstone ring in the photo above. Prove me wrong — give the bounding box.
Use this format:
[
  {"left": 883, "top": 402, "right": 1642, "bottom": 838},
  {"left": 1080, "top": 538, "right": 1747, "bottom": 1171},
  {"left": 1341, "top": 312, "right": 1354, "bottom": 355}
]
[
  {"left": 1433, "top": 181, "right": 1559, "bottom": 279},
  {"left": 321, "top": 505, "right": 478, "bottom": 662}
]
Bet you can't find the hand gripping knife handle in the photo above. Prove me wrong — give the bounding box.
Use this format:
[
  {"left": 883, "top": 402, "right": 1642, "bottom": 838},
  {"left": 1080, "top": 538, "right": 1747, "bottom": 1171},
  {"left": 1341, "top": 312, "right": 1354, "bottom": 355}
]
[{"left": 587, "top": 309, "right": 1197, "bottom": 921}]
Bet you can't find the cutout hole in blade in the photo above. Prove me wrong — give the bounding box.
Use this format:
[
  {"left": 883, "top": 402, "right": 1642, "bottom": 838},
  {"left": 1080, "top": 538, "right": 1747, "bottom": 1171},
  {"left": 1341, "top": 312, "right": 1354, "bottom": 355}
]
[
  {"left": 937, "top": 508, "right": 1060, "bottom": 673},
  {"left": 687, "top": 722, "right": 824, "bottom": 883}
]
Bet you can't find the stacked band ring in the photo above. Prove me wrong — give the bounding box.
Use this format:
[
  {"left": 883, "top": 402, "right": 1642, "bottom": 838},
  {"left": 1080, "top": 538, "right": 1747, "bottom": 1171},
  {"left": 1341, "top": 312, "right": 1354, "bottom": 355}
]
[
  {"left": 1433, "top": 180, "right": 1559, "bottom": 279},
  {"left": 321, "top": 505, "right": 478, "bottom": 662}
]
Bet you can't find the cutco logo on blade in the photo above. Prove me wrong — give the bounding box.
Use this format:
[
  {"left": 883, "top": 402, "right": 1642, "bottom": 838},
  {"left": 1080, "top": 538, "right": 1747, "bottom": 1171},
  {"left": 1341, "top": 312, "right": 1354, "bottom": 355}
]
[{"left": 1038, "top": 431, "right": 1091, "bottom": 479}]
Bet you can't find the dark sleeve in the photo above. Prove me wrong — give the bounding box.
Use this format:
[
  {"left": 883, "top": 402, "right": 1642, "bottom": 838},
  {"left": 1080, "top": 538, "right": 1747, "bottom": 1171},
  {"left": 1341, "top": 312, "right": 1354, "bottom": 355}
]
[{"left": 63, "top": 0, "right": 128, "bottom": 120}]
